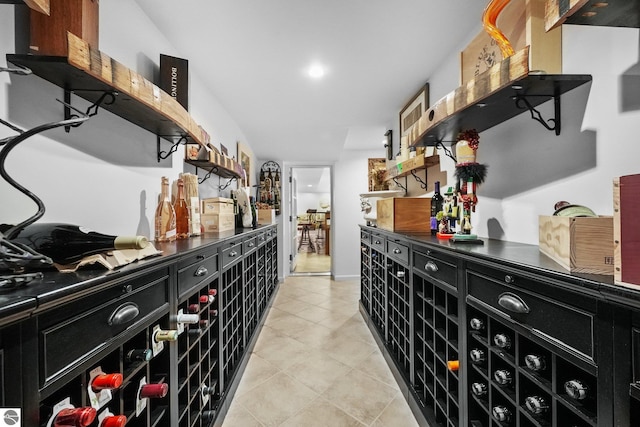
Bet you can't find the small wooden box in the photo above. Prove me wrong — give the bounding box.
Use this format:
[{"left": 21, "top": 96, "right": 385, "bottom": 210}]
[
  {"left": 30, "top": 0, "right": 99, "bottom": 56},
  {"left": 614, "top": 174, "right": 640, "bottom": 287},
  {"left": 201, "top": 213, "right": 235, "bottom": 233},
  {"left": 460, "top": 0, "right": 561, "bottom": 85},
  {"left": 377, "top": 198, "right": 431, "bottom": 232},
  {"left": 257, "top": 209, "right": 276, "bottom": 225},
  {"left": 539, "top": 215, "right": 614, "bottom": 275},
  {"left": 202, "top": 198, "right": 234, "bottom": 215}
]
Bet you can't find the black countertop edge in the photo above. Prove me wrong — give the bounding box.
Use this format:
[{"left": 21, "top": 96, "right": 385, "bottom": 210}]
[
  {"left": 0, "top": 225, "right": 275, "bottom": 326},
  {"left": 360, "top": 225, "right": 640, "bottom": 308}
]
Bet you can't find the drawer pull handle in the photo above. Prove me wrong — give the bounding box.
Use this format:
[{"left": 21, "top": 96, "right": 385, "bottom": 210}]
[
  {"left": 374, "top": 240, "right": 381, "bottom": 245},
  {"left": 195, "top": 266, "right": 208, "bottom": 277},
  {"left": 504, "top": 275, "right": 515, "bottom": 284},
  {"left": 108, "top": 302, "right": 140, "bottom": 326},
  {"left": 393, "top": 248, "right": 402, "bottom": 255},
  {"left": 498, "top": 292, "right": 530, "bottom": 314},
  {"left": 197, "top": 255, "right": 206, "bottom": 260},
  {"left": 425, "top": 261, "right": 438, "bottom": 272},
  {"left": 229, "top": 251, "right": 238, "bottom": 257},
  {"left": 248, "top": 242, "right": 255, "bottom": 247}
]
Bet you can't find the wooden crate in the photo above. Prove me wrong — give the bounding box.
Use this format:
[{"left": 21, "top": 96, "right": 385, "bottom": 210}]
[
  {"left": 377, "top": 198, "right": 431, "bottom": 232},
  {"left": 201, "top": 197, "right": 234, "bottom": 215},
  {"left": 460, "top": 0, "right": 561, "bottom": 85},
  {"left": 257, "top": 209, "right": 276, "bottom": 225},
  {"left": 614, "top": 174, "right": 640, "bottom": 287},
  {"left": 201, "top": 213, "right": 235, "bottom": 233},
  {"left": 539, "top": 215, "right": 614, "bottom": 275}
]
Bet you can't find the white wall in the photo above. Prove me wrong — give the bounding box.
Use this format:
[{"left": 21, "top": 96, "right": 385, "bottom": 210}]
[
  {"left": 0, "top": 3, "right": 251, "bottom": 238},
  {"left": 296, "top": 192, "right": 330, "bottom": 215}
]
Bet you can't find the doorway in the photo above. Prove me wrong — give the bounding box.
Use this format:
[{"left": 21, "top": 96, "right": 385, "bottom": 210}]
[{"left": 289, "top": 166, "right": 332, "bottom": 275}]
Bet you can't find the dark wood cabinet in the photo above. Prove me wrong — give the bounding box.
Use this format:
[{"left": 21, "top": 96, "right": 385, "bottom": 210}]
[
  {"left": 359, "top": 225, "right": 639, "bottom": 427},
  {"left": 0, "top": 225, "right": 278, "bottom": 427}
]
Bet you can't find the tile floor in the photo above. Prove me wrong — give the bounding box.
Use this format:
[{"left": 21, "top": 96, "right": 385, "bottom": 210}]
[{"left": 221, "top": 276, "right": 420, "bottom": 426}]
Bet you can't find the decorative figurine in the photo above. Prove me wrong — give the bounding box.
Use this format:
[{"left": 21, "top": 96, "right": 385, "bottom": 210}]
[{"left": 436, "top": 186, "right": 458, "bottom": 239}]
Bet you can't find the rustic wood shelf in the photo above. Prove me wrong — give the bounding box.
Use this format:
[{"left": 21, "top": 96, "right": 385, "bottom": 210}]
[
  {"left": 185, "top": 160, "right": 242, "bottom": 180},
  {"left": 545, "top": 0, "right": 640, "bottom": 31},
  {"left": 387, "top": 154, "right": 440, "bottom": 180},
  {"left": 0, "top": 0, "right": 49, "bottom": 14},
  {"left": 407, "top": 48, "right": 592, "bottom": 148}
]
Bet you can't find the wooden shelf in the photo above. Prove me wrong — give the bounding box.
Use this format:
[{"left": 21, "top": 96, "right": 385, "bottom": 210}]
[
  {"left": 0, "top": 0, "right": 49, "bottom": 14},
  {"left": 185, "top": 160, "right": 242, "bottom": 180},
  {"left": 388, "top": 154, "right": 440, "bottom": 180},
  {"left": 545, "top": 0, "right": 640, "bottom": 31},
  {"left": 6, "top": 33, "right": 206, "bottom": 147}
]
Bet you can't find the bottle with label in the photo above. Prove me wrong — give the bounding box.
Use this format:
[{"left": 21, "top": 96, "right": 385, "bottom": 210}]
[
  {"left": 154, "top": 176, "right": 177, "bottom": 242},
  {"left": 494, "top": 369, "right": 513, "bottom": 386},
  {"left": 91, "top": 373, "right": 123, "bottom": 392},
  {"left": 491, "top": 406, "right": 512, "bottom": 423},
  {"left": 524, "top": 395, "right": 549, "bottom": 415},
  {"left": 53, "top": 407, "right": 97, "bottom": 427},
  {"left": 469, "top": 348, "right": 486, "bottom": 365},
  {"left": 153, "top": 329, "right": 179, "bottom": 343},
  {"left": 524, "top": 354, "right": 546, "bottom": 372},
  {"left": 10, "top": 223, "right": 148, "bottom": 265},
  {"left": 250, "top": 196, "right": 258, "bottom": 229},
  {"left": 430, "top": 181, "right": 444, "bottom": 235},
  {"left": 125, "top": 349, "right": 153, "bottom": 363},
  {"left": 100, "top": 414, "right": 127, "bottom": 427},
  {"left": 139, "top": 383, "right": 169, "bottom": 399},
  {"left": 173, "top": 178, "right": 190, "bottom": 239}
]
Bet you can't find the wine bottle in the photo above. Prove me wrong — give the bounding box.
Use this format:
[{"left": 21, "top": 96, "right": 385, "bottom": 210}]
[
  {"left": 173, "top": 178, "right": 190, "bottom": 239},
  {"left": 202, "top": 385, "right": 216, "bottom": 395},
  {"left": 250, "top": 196, "right": 258, "bottom": 229},
  {"left": 10, "top": 223, "right": 148, "bottom": 265},
  {"left": 430, "top": 181, "right": 444, "bottom": 235},
  {"left": 154, "top": 176, "right": 177, "bottom": 242},
  {"left": 201, "top": 410, "right": 216, "bottom": 423},
  {"left": 469, "top": 317, "right": 485, "bottom": 331},
  {"left": 469, "top": 349, "right": 486, "bottom": 364},
  {"left": 493, "top": 333, "right": 511, "bottom": 349},
  {"left": 524, "top": 395, "right": 549, "bottom": 415},
  {"left": 100, "top": 415, "right": 127, "bottom": 427},
  {"left": 471, "top": 382, "right": 488, "bottom": 397},
  {"left": 139, "top": 382, "right": 168, "bottom": 399},
  {"left": 175, "top": 313, "right": 200, "bottom": 324},
  {"left": 491, "top": 406, "right": 512, "bottom": 423},
  {"left": 53, "top": 407, "right": 97, "bottom": 427},
  {"left": 524, "top": 354, "right": 546, "bottom": 372},
  {"left": 447, "top": 360, "right": 459, "bottom": 371},
  {"left": 494, "top": 369, "right": 513, "bottom": 386},
  {"left": 91, "top": 373, "right": 123, "bottom": 392},
  {"left": 564, "top": 379, "right": 588, "bottom": 400},
  {"left": 187, "top": 303, "right": 201, "bottom": 313},
  {"left": 153, "top": 329, "right": 179, "bottom": 343},
  {"left": 125, "top": 349, "right": 153, "bottom": 363}
]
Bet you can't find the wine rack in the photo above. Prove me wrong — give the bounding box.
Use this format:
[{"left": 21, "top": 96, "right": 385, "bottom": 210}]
[
  {"left": 256, "top": 234, "right": 268, "bottom": 321},
  {"left": 370, "top": 246, "right": 387, "bottom": 336},
  {"left": 412, "top": 270, "right": 459, "bottom": 426},
  {"left": 220, "top": 252, "right": 244, "bottom": 393},
  {"left": 386, "top": 255, "right": 411, "bottom": 377},
  {"left": 360, "top": 241, "right": 372, "bottom": 316},
  {"left": 243, "top": 238, "right": 258, "bottom": 342},
  {"left": 467, "top": 304, "right": 598, "bottom": 427},
  {"left": 265, "top": 229, "right": 278, "bottom": 301}
]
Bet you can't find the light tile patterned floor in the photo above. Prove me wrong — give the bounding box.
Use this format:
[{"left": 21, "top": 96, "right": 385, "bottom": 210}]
[{"left": 221, "top": 276, "right": 419, "bottom": 427}]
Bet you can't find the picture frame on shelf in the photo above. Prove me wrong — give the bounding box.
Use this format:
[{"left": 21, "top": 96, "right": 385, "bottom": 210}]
[
  {"left": 237, "top": 141, "right": 252, "bottom": 188},
  {"left": 399, "top": 83, "right": 429, "bottom": 155}
]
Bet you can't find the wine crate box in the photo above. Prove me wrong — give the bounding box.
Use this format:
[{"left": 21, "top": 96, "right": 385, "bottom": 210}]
[
  {"left": 185, "top": 143, "right": 207, "bottom": 161},
  {"left": 376, "top": 197, "right": 431, "bottom": 232},
  {"left": 538, "top": 215, "right": 614, "bottom": 275},
  {"left": 257, "top": 209, "right": 276, "bottom": 225},
  {"left": 30, "top": 0, "right": 99, "bottom": 56},
  {"left": 201, "top": 197, "right": 234, "bottom": 215},
  {"left": 614, "top": 174, "right": 640, "bottom": 287},
  {"left": 201, "top": 213, "right": 235, "bottom": 233},
  {"left": 159, "top": 54, "right": 189, "bottom": 110}
]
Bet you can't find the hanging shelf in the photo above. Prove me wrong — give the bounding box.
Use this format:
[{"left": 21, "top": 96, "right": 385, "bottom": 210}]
[
  {"left": 545, "top": 0, "right": 640, "bottom": 31},
  {"left": 406, "top": 47, "right": 592, "bottom": 148}
]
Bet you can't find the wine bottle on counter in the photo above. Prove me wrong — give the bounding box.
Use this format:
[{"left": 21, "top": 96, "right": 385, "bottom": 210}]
[
  {"left": 53, "top": 407, "right": 97, "bottom": 427},
  {"left": 10, "top": 223, "right": 148, "bottom": 265},
  {"left": 173, "top": 178, "right": 190, "bottom": 240},
  {"left": 430, "top": 180, "right": 443, "bottom": 235},
  {"left": 154, "top": 176, "right": 177, "bottom": 242}
]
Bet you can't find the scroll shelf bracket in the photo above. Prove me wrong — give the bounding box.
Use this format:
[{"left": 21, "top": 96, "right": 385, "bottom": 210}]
[
  {"left": 157, "top": 135, "right": 188, "bottom": 162},
  {"left": 515, "top": 94, "right": 561, "bottom": 135},
  {"left": 435, "top": 141, "right": 457, "bottom": 164},
  {"left": 410, "top": 169, "right": 428, "bottom": 190},
  {"left": 64, "top": 90, "right": 117, "bottom": 133},
  {"left": 392, "top": 177, "right": 407, "bottom": 193},
  {"left": 195, "top": 166, "right": 219, "bottom": 184}
]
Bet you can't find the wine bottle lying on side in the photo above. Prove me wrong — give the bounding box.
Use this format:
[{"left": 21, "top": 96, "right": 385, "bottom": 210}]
[{"left": 10, "top": 223, "right": 148, "bottom": 265}]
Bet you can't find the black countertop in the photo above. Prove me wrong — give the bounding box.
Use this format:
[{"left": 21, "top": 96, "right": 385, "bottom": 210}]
[
  {"left": 362, "top": 226, "right": 640, "bottom": 310},
  {"left": 0, "top": 226, "right": 274, "bottom": 327}
]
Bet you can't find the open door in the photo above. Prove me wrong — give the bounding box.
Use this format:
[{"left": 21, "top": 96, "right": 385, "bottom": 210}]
[{"left": 289, "top": 172, "right": 298, "bottom": 273}]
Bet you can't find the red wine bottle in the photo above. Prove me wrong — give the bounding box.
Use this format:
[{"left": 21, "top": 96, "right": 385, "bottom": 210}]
[
  {"left": 139, "top": 383, "right": 168, "bottom": 398},
  {"left": 100, "top": 415, "right": 127, "bottom": 427},
  {"left": 53, "top": 407, "right": 97, "bottom": 427},
  {"left": 430, "top": 181, "right": 444, "bottom": 235},
  {"left": 10, "top": 223, "right": 148, "bottom": 264},
  {"left": 91, "top": 373, "right": 123, "bottom": 392}
]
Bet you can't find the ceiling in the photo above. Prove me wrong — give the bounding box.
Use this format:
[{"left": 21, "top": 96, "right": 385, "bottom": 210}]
[{"left": 134, "top": 0, "right": 488, "bottom": 163}]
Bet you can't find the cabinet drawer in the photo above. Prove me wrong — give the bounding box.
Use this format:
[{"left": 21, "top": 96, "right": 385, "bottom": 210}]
[
  {"left": 386, "top": 239, "right": 409, "bottom": 264},
  {"left": 243, "top": 237, "right": 258, "bottom": 254},
  {"left": 467, "top": 266, "right": 595, "bottom": 360},
  {"left": 40, "top": 268, "right": 169, "bottom": 385},
  {"left": 221, "top": 241, "right": 243, "bottom": 269},
  {"left": 177, "top": 252, "right": 218, "bottom": 298},
  {"left": 360, "top": 230, "right": 370, "bottom": 244},
  {"left": 413, "top": 248, "right": 457, "bottom": 288},
  {"left": 256, "top": 232, "right": 267, "bottom": 247},
  {"left": 370, "top": 233, "right": 385, "bottom": 252}
]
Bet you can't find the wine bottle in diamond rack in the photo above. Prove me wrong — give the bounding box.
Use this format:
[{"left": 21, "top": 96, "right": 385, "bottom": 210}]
[
  {"left": 430, "top": 181, "right": 444, "bottom": 235},
  {"left": 173, "top": 178, "right": 190, "bottom": 239},
  {"left": 155, "top": 176, "right": 177, "bottom": 242},
  {"left": 53, "top": 407, "right": 97, "bottom": 427},
  {"left": 10, "top": 223, "right": 148, "bottom": 265}
]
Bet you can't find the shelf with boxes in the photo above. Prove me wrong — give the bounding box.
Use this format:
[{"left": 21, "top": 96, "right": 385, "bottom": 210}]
[{"left": 545, "top": 0, "right": 640, "bottom": 30}]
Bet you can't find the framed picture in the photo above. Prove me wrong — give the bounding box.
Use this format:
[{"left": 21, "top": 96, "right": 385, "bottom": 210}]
[
  {"left": 237, "top": 141, "right": 252, "bottom": 187},
  {"left": 220, "top": 143, "right": 228, "bottom": 157},
  {"left": 399, "top": 83, "right": 429, "bottom": 142},
  {"left": 368, "top": 158, "right": 388, "bottom": 191}
]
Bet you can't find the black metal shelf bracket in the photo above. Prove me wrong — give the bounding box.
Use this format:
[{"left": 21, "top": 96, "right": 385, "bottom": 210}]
[
  {"left": 392, "top": 177, "right": 407, "bottom": 193},
  {"left": 411, "top": 169, "right": 428, "bottom": 190},
  {"left": 197, "top": 166, "right": 219, "bottom": 184},
  {"left": 217, "top": 176, "right": 237, "bottom": 190},
  {"left": 435, "top": 141, "right": 457, "bottom": 164},
  {"left": 0, "top": 63, "right": 31, "bottom": 75},
  {"left": 63, "top": 89, "right": 117, "bottom": 132},
  {"left": 515, "top": 93, "right": 561, "bottom": 135},
  {"left": 157, "top": 135, "right": 188, "bottom": 162}
]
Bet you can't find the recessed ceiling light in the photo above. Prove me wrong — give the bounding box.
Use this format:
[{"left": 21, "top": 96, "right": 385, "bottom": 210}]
[
  {"left": 307, "top": 64, "right": 326, "bottom": 79},
  {"left": 307, "top": 184, "right": 313, "bottom": 187}
]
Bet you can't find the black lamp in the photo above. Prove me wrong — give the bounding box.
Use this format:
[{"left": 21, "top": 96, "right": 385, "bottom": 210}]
[{"left": 383, "top": 130, "right": 392, "bottom": 160}]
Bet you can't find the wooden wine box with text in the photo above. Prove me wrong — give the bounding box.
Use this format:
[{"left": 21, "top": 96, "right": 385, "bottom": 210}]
[
  {"left": 257, "top": 209, "right": 276, "bottom": 225},
  {"left": 614, "top": 174, "right": 640, "bottom": 287},
  {"left": 538, "top": 215, "right": 614, "bottom": 275},
  {"left": 376, "top": 197, "right": 431, "bottom": 232},
  {"left": 200, "top": 213, "right": 235, "bottom": 233},
  {"left": 201, "top": 197, "right": 234, "bottom": 215}
]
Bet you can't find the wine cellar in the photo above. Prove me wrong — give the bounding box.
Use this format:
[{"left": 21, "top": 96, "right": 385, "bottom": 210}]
[
  {"left": 0, "top": 226, "right": 277, "bottom": 426},
  {"left": 360, "top": 226, "right": 638, "bottom": 426}
]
